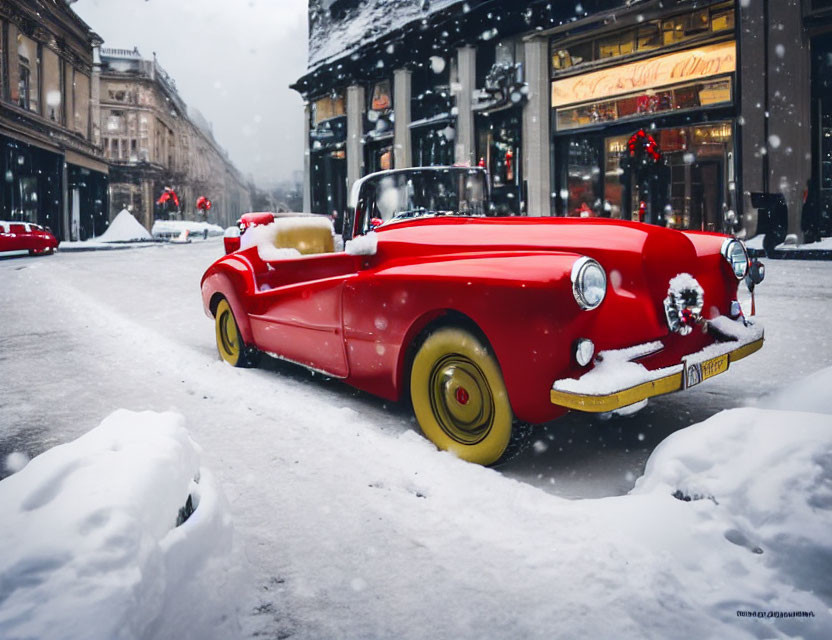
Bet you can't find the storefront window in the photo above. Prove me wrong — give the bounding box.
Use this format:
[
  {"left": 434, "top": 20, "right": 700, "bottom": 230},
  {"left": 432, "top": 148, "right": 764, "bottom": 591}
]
[
  {"left": 556, "top": 77, "right": 732, "bottom": 131},
  {"left": 0, "top": 22, "right": 3, "bottom": 98},
  {"left": 42, "top": 48, "right": 61, "bottom": 123},
  {"left": 366, "top": 142, "right": 392, "bottom": 173},
  {"left": 412, "top": 124, "right": 454, "bottom": 167},
  {"left": 559, "top": 122, "right": 733, "bottom": 230},
  {"left": 74, "top": 71, "right": 90, "bottom": 138},
  {"left": 312, "top": 92, "right": 345, "bottom": 125},
  {"left": 615, "top": 123, "right": 731, "bottom": 229},
  {"left": 551, "top": 2, "right": 734, "bottom": 73},
  {"left": 17, "top": 35, "right": 39, "bottom": 114},
  {"left": 562, "top": 137, "right": 601, "bottom": 217},
  {"left": 364, "top": 79, "right": 393, "bottom": 174},
  {"left": 604, "top": 136, "right": 627, "bottom": 219},
  {"left": 411, "top": 57, "right": 451, "bottom": 122}
]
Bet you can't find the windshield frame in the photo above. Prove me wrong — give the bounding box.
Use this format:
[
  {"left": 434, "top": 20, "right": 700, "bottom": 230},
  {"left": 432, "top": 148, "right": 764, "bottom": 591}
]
[{"left": 346, "top": 166, "right": 492, "bottom": 239}]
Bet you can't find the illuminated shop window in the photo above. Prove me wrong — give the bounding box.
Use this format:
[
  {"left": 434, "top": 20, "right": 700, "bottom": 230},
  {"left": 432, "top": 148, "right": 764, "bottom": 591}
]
[
  {"left": 551, "top": 2, "right": 734, "bottom": 74},
  {"left": 556, "top": 77, "right": 732, "bottom": 132}
]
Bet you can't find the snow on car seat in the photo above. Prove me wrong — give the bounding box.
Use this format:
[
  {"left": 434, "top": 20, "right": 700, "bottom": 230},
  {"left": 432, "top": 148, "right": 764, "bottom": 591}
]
[{"left": 240, "top": 216, "right": 335, "bottom": 261}]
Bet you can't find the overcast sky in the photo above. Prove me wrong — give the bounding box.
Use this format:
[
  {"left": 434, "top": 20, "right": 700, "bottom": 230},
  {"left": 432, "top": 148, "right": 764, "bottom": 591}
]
[{"left": 73, "top": 0, "right": 309, "bottom": 187}]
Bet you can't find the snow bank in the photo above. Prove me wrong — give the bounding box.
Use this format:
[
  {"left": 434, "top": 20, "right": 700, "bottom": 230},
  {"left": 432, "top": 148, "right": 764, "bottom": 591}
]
[
  {"left": 746, "top": 233, "right": 832, "bottom": 251},
  {"left": 0, "top": 410, "right": 237, "bottom": 640},
  {"left": 96, "top": 209, "right": 152, "bottom": 242},
  {"left": 760, "top": 363, "right": 832, "bottom": 415},
  {"left": 151, "top": 220, "right": 224, "bottom": 239},
  {"left": 633, "top": 406, "right": 832, "bottom": 613}
]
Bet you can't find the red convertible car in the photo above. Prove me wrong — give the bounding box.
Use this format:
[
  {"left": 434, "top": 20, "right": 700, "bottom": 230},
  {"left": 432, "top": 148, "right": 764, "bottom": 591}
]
[
  {"left": 201, "top": 167, "right": 764, "bottom": 466},
  {"left": 0, "top": 221, "right": 59, "bottom": 255}
]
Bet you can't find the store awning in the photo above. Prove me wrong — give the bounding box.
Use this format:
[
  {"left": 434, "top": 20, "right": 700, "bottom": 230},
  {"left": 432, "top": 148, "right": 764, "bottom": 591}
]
[{"left": 65, "top": 149, "right": 109, "bottom": 175}]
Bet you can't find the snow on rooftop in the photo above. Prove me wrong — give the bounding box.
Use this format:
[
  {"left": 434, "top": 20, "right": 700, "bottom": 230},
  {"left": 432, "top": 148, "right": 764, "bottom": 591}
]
[{"left": 308, "top": 0, "right": 462, "bottom": 71}]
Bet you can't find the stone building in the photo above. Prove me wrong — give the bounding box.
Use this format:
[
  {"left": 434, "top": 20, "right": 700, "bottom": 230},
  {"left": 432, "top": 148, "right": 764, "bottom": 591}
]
[
  {"left": 292, "top": 0, "right": 820, "bottom": 240},
  {"left": 98, "top": 47, "right": 251, "bottom": 231},
  {"left": 0, "top": 0, "right": 109, "bottom": 241}
]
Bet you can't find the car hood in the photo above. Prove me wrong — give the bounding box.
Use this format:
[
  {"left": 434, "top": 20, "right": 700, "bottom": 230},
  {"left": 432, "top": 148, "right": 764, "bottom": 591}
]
[
  {"left": 372, "top": 216, "right": 727, "bottom": 347},
  {"left": 374, "top": 215, "right": 700, "bottom": 275}
]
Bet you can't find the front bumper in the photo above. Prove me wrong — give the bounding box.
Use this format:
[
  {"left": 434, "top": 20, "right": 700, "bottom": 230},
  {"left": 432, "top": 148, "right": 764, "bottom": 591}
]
[{"left": 550, "top": 317, "right": 764, "bottom": 413}]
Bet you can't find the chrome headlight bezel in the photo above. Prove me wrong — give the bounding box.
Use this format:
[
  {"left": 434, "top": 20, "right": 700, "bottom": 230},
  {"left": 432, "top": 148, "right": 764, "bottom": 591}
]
[
  {"left": 721, "top": 238, "right": 749, "bottom": 280},
  {"left": 571, "top": 257, "right": 607, "bottom": 311}
]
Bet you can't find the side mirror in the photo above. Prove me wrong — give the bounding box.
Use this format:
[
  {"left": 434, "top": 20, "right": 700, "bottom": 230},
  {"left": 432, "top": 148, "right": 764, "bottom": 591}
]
[{"left": 746, "top": 259, "right": 765, "bottom": 287}]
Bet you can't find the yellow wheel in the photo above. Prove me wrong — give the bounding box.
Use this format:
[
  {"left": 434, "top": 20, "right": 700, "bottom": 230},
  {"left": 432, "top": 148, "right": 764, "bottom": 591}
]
[
  {"left": 410, "top": 327, "right": 517, "bottom": 465},
  {"left": 215, "top": 298, "right": 256, "bottom": 367}
]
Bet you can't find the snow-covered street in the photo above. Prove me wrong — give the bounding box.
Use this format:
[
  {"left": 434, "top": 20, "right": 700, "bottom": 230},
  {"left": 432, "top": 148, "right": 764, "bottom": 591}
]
[{"left": 1, "top": 242, "right": 831, "bottom": 639}]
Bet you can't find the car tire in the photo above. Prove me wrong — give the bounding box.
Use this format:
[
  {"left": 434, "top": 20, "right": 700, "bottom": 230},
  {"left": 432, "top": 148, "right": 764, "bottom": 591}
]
[
  {"left": 410, "top": 327, "right": 525, "bottom": 466},
  {"left": 215, "top": 298, "right": 258, "bottom": 367}
]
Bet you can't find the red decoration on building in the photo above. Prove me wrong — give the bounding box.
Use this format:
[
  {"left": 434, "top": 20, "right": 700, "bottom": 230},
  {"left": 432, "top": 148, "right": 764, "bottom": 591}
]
[
  {"left": 196, "top": 196, "right": 212, "bottom": 211},
  {"left": 156, "top": 187, "right": 180, "bottom": 208},
  {"left": 627, "top": 129, "right": 662, "bottom": 163}
]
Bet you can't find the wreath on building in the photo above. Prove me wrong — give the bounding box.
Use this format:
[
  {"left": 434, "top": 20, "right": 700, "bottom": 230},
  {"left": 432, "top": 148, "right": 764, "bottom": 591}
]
[{"left": 623, "top": 129, "right": 662, "bottom": 166}]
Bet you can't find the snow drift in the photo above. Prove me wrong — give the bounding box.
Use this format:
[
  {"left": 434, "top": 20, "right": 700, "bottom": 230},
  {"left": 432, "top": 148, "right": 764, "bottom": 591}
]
[
  {"left": 96, "top": 209, "right": 152, "bottom": 243},
  {"left": 0, "top": 410, "right": 237, "bottom": 640}
]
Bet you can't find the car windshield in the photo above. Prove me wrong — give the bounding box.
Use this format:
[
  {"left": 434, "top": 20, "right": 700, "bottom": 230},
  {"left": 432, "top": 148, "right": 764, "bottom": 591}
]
[{"left": 373, "top": 168, "right": 489, "bottom": 225}]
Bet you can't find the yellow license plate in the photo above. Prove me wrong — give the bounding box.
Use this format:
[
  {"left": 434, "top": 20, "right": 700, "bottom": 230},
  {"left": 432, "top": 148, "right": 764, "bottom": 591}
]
[{"left": 684, "top": 353, "right": 729, "bottom": 388}]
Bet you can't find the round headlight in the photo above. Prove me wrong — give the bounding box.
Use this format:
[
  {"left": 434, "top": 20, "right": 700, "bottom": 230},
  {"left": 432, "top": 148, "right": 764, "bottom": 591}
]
[
  {"left": 571, "top": 257, "right": 607, "bottom": 310},
  {"left": 721, "top": 239, "right": 749, "bottom": 280}
]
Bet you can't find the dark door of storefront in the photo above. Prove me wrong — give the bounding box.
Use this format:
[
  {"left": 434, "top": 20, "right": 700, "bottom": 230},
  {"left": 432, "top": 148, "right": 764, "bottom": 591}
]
[
  {"left": 311, "top": 149, "right": 347, "bottom": 229},
  {"left": 475, "top": 108, "right": 523, "bottom": 215},
  {"left": 812, "top": 33, "right": 832, "bottom": 237},
  {"left": 1, "top": 135, "right": 63, "bottom": 237}
]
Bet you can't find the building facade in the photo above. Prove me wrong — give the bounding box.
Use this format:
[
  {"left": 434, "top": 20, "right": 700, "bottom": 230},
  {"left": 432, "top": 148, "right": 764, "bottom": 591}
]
[
  {"left": 0, "top": 0, "right": 109, "bottom": 241},
  {"left": 805, "top": 0, "right": 832, "bottom": 237},
  {"left": 99, "top": 48, "right": 251, "bottom": 231},
  {"left": 293, "top": 0, "right": 818, "bottom": 240}
]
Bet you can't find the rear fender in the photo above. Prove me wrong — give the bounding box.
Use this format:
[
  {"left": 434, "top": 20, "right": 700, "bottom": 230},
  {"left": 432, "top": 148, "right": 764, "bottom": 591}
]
[{"left": 200, "top": 259, "right": 257, "bottom": 345}]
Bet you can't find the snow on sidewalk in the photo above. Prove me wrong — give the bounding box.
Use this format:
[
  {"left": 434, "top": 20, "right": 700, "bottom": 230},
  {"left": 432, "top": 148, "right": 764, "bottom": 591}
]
[{"left": 0, "top": 410, "right": 238, "bottom": 640}]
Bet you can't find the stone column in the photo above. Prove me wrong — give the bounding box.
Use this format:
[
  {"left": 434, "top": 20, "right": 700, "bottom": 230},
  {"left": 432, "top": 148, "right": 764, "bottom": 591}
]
[
  {"left": 303, "top": 103, "right": 312, "bottom": 213},
  {"left": 455, "top": 46, "right": 476, "bottom": 167},
  {"left": 767, "top": 0, "right": 811, "bottom": 237},
  {"left": 393, "top": 68, "right": 412, "bottom": 169},
  {"left": 91, "top": 46, "right": 102, "bottom": 148},
  {"left": 522, "top": 37, "right": 552, "bottom": 217},
  {"left": 346, "top": 84, "right": 366, "bottom": 193}
]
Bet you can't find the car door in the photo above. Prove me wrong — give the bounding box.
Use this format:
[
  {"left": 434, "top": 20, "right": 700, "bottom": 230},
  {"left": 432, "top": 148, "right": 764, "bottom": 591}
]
[
  {"left": 247, "top": 252, "right": 361, "bottom": 378},
  {"left": 7, "top": 224, "right": 29, "bottom": 251}
]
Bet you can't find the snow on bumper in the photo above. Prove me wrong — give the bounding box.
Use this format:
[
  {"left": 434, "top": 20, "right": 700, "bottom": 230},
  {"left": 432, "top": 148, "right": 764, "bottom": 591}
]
[{"left": 550, "top": 317, "right": 764, "bottom": 413}]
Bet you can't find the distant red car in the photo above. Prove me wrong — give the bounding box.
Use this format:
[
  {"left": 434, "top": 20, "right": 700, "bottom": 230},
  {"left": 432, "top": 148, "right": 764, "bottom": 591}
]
[
  {"left": 0, "top": 221, "right": 59, "bottom": 255},
  {"left": 201, "top": 167, "right": 764, "bottom": 466}
]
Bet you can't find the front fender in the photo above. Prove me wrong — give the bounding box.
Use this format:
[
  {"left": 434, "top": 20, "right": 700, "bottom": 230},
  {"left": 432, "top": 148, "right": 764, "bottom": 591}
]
[{"left": 344, "top": 251, "right": 586, "bottom": 423}]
